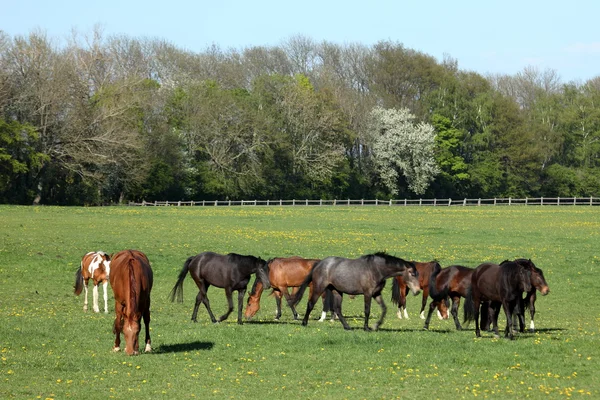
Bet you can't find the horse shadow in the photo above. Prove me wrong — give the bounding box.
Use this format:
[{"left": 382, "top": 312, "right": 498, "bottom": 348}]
[{"left": 155, "top": 341, "right": 215, "bottom": 353}]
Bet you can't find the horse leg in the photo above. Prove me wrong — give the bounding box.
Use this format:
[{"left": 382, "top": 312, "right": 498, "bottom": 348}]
[
  {"left": 143, "top": 307, "right": 151, "bottom": 352},
  {"left": 218, "top": 288, "right": 234, "bottom": 323},
  {"left": 420, "top": 288, "right": 428, "bottom": 319},
  {"left": 92, "top": 283, "right": 100, "bottom": 313},
  {"left": 236, "top": 288, "right": 246, "bottom": 325},
  {"left": 363, "top": 294, "right": 373, "bottom": 331},
  {"left": 113, "top": 301, "right": 124, "bottom": 352},
  {"left": 423, "top": 299, "right": 438, "bottom": 330},
  {"left": 397, "top": 287, "right": 409, "bottom": 319},
  {"left": 83, "top": 279, "right": 89, "bottom": 311},
  {"left": 529, "top": 294, "right": 537, "bottom": 333},
  {"left": 281, "top": 286, "right": 298, "bottom": 320},
  {"left": 490, "top": 302, "right": 501, "bottom": 338},
  {"left": 301, "top": 288, "right": 321, "bottom": 327},
  {"left": 373, "top": 294, "right": 387, "bottom": 331},
  {"left": 274, "top": 291, "right": 283, "bottom": 320},
  {"left": 502, "top": 300, "right": 515, "bottom": 340},
  {"left": 451, "top": 296, "right": 462, "bottom": 330},
  {"left": 102, "top": 281, "right": 109, "bottom": 314},
  {"left": 331, "top": 291, "right": 351, "bottom": 330},
  {"left": 473, "top": 297, "right": 481, "bottom": 338}
]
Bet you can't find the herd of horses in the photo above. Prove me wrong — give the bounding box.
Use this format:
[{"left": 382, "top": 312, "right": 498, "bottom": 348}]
[{"left": 74, "top": 249, "right": 549, "bottom": 355}]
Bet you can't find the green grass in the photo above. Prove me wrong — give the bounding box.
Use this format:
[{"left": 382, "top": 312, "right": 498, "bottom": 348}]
[{"left": 0, "top": 205, "right": 599, "bottom": 399}]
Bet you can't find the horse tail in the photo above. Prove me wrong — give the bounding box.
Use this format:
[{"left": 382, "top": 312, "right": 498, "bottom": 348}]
[
  {"left": 74, "top": 266, "right": 84, "bottom": 295},
  {"left": 289, "top": 264, "right": 315, "bottom": 308},
  {"left": 390, "top": 277, "right": 400, "bottom": 306},
  {"left": 169, "top": 256, "right": 194, "bottom": 303},
  {"left": 128, "top": 256, "right": 138, "bottom": 315},
  {"left": 323, "top": 288, "right": 334, "bottom": 312},
  {"left": 463, "top": 286, "right": 475, "bottom": 324},
  {"left": 428, "top": 263, "right": 447, "bottom": 301}
]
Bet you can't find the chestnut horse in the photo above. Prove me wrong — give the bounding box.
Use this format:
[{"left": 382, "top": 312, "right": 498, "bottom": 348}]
[
  {"left": 425, "top": 265, "right": 475, "bottom": 330},
  {"left": 110, "top": 250, "right": 153, "bottom": 355},
  {"left": 464, "top": 261, "right": 532, "bottom": 339},
  {"left": 290, "top": 252, "right": 420, "bottom": 331},
  {"left": 169, "top": 252, "right": 270, "bottom": 325},
  {"left": 391, "top": 261, "right": 448, "bottom": 320},
  {"left": 245, "top": 256, "right": 331, "bottom": 321},
  {"left": 73, "top": 251, "right": 111, "bottom": 313}
]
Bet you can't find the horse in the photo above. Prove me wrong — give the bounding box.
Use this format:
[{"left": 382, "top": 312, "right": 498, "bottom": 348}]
[
  {"left": 391, "top": 261, "right": 448, "bottom": 320},
  {"left": 109, "top": 250, "right": 153, "bottom": 355},
  {"left": 245, "top": 256, "right": 334, "bottom": 321},
  {"left": 463, "top": 261, "right": 532, "bottom": 339},
  {"left": 169, "top": 252, "right": 270, "bottom": 325},
  {"left": 424, "top": 265, "right": 475, "bottom": 330},
  {"left": 73, "top": 251, "right": 111, "bottom": 313},
  {"left": 494, "top": 259, "right": 550, "bottom": 332},
  {"left": 289, "top": 252, "right": 420, "bottom": 331}
]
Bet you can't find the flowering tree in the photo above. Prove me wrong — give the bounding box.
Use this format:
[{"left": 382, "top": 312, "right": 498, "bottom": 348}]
[{"left": 369, "top": 107, "right": 439, "bottom": 195}]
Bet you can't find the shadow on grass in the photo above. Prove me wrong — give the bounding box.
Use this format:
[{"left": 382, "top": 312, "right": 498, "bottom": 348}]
[{"left": 155, "top": 341, "right": 215, "bottom": 353}]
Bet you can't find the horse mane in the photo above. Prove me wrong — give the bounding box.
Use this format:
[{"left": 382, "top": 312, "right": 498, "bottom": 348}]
[
  {"left": 363, "top": 252, "right": 405, "bottom": 265},
  {"left": 248, "top": 275, "right": 262, "bottom": 296},
  {"left": 228, "top": 253, "right": 258, "bottom": 267}
]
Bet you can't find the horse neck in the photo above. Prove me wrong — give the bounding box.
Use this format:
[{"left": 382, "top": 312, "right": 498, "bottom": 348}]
[
  {"left": 376, "top": 259, "right": 407, "bottom": 278},
  {"left": 248, "top": 279, "right": 265, "bottom": 299}
]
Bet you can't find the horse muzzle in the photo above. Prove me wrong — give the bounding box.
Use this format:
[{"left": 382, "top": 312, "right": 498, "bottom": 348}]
[{"left": 541, "top": 286, "right": 550, "bottom": 295}]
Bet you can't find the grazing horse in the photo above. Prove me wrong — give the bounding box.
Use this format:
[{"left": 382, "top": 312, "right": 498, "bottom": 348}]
[
  {"left": 245, "top": 256, "right": 333, "bottom": 321},
  {"left": 425, "top": 265, "right": 475, "bottom": 330},
  {"left": 290, "top": 252, "right": 420, "bottom": 331},
  {"left": 501, "top": 259, "right": 550, "bottom": 332},
  {"left": 391, "top": 261, "right": 448, "bottom": 320},
  {"left": 464, "top": 261, "right": 532, "bottom": 339},
  {"left": 170, "top": 252, "right": 270, "bottom": 325},
  {"left": 73, "top": 251, "right": 111, "bottom": 313},
  {"left": 109, "top": 250, "right": 153, "bottom": 355}
]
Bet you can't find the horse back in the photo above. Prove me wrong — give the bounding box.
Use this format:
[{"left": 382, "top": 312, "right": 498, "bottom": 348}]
[
  {"left": 269, "top": 257, "right": 320, "bottom": 287},
  {"left": 109, "top": 250, "right": 153, "bottom": 316}
]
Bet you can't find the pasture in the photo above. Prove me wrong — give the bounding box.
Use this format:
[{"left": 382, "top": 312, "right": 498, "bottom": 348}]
[{"left": 0, "top": 205, "right": 598, "bottom": 399}]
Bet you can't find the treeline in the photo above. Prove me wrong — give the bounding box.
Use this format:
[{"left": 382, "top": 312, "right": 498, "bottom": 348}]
[{"left": 1, "top": 29, "right": 599, "bottom": 205}]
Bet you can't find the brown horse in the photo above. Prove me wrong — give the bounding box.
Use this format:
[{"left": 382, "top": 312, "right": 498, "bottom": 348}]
[
  {"left": 464, "top": 261, "right": 532, "bottom": 339},
  {"left": 110, "top": 250, "right": 153, "bottom": 355},
  {"left": 245, "top": 257, "right": 326, "bottom": 321},
  {"left": 424, "top": 265, "right": 475, "bottom": 330},
  {"left": 391, "top": 261, "right": 448, "bottom": 320},
  {"left": 73, "top": 251, "right": 111, "bottom": 313},
  {"left": 493, "top": 259, "right": 550, "bottom": 332}
]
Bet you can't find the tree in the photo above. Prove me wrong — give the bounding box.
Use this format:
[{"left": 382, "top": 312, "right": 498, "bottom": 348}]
[{"left": 368, "top": 107, "right": 439, "bottom": 195}]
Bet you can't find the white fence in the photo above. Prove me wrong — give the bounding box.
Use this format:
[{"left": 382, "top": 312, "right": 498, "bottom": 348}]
[{"left": 127, "top": 197, "right": 600, "bottom": 207}]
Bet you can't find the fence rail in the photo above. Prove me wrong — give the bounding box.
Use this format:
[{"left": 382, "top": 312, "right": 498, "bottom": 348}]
[{"left": 127, "top": 196, "right": 600, "bottom": 207}]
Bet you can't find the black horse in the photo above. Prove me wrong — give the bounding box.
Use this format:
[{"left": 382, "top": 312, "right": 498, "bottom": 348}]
[
  {"left": 464, "top": 261, "right": 532, "bottom": 339},
  {"left": 169, "top": 252, "right": 270, "bottom": 325},
  {"left": 485, "top": 259, "right": 550, "bottom": 333},
  {"left": 289, "top": 252, "right": 420, "bottom": 331}
]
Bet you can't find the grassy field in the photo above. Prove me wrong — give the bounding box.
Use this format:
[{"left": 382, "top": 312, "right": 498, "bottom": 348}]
[{"left": 0, "top": 205, "right": 598, "bottom": 399}]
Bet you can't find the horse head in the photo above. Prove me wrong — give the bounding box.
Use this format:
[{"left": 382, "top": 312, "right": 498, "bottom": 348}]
[
  {"left": 403, "top": 261, "right": 421, "bottom": 295},
  {"left": 529, "top": 262, "right": 550, "bottom": 296},
  {"left": 123, "top": 317, "right": 141, "bottom": 355},
  {"left": 517, "top": 264, "right": 533, "bottom": 293}
]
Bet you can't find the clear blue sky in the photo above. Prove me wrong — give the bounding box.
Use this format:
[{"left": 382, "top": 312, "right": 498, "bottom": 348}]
[{"left": 2, "top": 0, "right": 598, "bottom": 83}]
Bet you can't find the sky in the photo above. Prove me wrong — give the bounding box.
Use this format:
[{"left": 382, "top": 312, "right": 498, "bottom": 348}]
[{"left": 2, "top": 0, "right": 599, "bottom": 83}]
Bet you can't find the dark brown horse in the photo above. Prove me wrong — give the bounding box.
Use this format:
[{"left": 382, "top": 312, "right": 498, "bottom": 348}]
[
  {"left": 170, "top": 252, "right": 270, "bottom": 325},
  {"left": 73, "top": 251, "right": 111, "bottom": 313},
  {"left": 495, "top": 259, "right": 550, "bottom": 332},
  {"left": 109, "top": 250, "right": 153, "bottom": 355},
  {"left": 424, "top": 265, "right": 475, "bottom": 330},
  {"left": 244, "top": 256, "right": 327, "bottom": 321},
  {"left": 464, "top": 261, "right": 532, "bottom": 339},
  {"left": 290, "top": 252, "right": 420, "bottom": 331},
  {"left": 391, "top": 261, "right": 448, "bottom": 321}
]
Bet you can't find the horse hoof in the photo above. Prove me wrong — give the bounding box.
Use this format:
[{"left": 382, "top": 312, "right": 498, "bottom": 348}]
[
  {"left": 113, "top": 347, "right": 120, "bottom": 352},
  {"left": 396, "top": 311, "right": 403, "bottom": 319},
  {"left": 145, "top": 344, "right": 152, "bottom": 352},
  {"left": 83, "top": 306, "right": 88, "bottom": 312},
  {"left": 301, "top": 322, "right": 308, "bottom": 327}
]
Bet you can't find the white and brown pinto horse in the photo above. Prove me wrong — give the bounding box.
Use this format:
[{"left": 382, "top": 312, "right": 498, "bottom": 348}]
[
  {"left": 74, "top": 251, "right": 111, "bottom": 313},
  {"left": 110, "top": 250, "right": 153, "bottom": 355}
]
